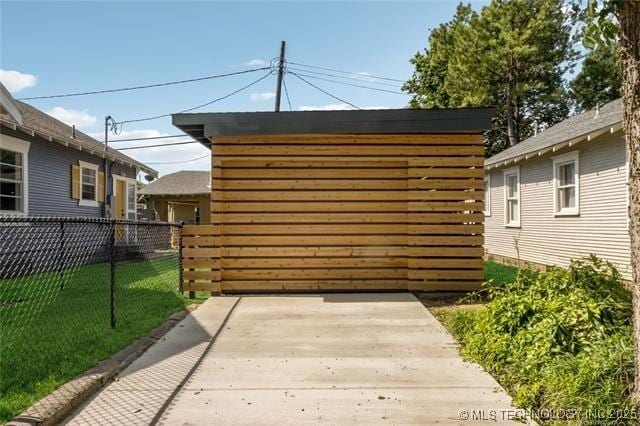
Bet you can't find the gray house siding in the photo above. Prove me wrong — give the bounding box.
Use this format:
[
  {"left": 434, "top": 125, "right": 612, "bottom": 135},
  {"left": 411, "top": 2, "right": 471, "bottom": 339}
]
[
  {"left": 29, "top": 135, "right": 104, "bottom": 217},
  {"left": 2, "top": 127, "right": 137, "bottom": 217},
  {"left": 484, "top": 131, "right": 631, "bottom": 279}
]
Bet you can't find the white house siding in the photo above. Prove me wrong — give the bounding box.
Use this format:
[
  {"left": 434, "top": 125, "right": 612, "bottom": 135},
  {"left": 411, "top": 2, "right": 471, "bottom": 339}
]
[{"left": 484, "top": 131, "right": 631, "bottom": 280}]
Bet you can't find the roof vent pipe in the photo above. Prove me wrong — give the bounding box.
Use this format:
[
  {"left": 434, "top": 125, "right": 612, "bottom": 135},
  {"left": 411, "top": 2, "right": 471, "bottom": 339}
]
[
  {"left": 72, "top": 125, "right": 76, "bottom": 139},
  {"left": 595, "top": 104, "right": 600, "bottom": 117}
]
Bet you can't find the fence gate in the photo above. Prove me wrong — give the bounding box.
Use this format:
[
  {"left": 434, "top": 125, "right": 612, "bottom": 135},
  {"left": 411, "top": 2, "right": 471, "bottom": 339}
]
[{"left": 180, "top": 133, "right": 484, "bottom": 294}]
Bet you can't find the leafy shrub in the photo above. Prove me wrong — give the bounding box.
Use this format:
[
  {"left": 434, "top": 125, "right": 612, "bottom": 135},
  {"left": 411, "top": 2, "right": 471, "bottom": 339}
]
[{"left": 444, "top": 256, "right": 635, "bottom": 423}]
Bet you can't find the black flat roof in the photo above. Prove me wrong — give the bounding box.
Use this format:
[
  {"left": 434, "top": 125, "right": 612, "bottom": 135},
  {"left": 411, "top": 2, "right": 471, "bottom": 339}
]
[{"left": 172, "top": 108, "right": 495, "bottom": 148}]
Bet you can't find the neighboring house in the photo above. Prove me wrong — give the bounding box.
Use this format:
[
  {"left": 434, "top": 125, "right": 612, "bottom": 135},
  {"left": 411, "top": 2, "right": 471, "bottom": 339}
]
[
  {"left": 484, "top": 99, "right": 631, "bottom": 280},
  {"left": 0, "top": 83, "right": 157, "bottom": 218},
  {"left": 138, "top": 170, "right": 210, "bottom": 224}
]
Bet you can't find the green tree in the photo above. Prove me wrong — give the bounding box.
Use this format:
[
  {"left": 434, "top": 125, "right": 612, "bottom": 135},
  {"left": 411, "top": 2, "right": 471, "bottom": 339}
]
[
  {"left": 405, "top": 0, "right": 576, "bottom": 155},
  {"left": 570, "top": 43, "right": 621, "bottom": 111},
  {"left": 579, "top": 0, "right": 640, "bottom": 402},
  {"left": 403, "top": 4, "right": 474, "bottom": 109}
]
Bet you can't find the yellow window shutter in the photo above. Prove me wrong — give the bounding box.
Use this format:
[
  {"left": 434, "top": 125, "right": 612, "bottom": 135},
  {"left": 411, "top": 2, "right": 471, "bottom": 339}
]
[
  {"left": 71, "top": 164, "right": 80, "bottom": 199},
  {"left": 98, "top": 171, "right": 105, "bottom": 203}
]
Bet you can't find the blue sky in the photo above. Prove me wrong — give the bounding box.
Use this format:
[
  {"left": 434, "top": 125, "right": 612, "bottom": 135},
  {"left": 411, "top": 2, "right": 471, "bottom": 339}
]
[{"left": 1, "top": 0, "right": 489, "bottom": 176}]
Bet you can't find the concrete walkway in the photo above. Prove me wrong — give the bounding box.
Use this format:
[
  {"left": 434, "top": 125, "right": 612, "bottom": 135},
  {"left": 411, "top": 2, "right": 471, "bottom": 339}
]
[{"left": 66, "top": 293, "right": 522, "bottom": 425}]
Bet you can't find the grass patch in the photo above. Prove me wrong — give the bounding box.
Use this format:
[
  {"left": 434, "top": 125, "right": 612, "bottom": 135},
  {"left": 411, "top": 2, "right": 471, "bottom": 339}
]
[
  {"left": 484, "top": 260, "right": 520, "bottom": 286},
  {"left": 0, "top": 258, "right": 207, "bottom": 423},
  {"left": 440, "top": 257, "right": 635, "bottom": 424}
]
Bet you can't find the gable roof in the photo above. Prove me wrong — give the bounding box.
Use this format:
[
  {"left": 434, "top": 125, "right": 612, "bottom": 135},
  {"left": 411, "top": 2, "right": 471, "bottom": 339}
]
[
  {"left": 0, "top": 84, "right": 157, "bottom": 176},
  {"left": 0, "top": 83, "right": 23, "bottom": 125},
  {"left": 485, "top": 99, "right": 623, "bottom": 169},
  {"left": 139, "top": 170, "right": 210, "bottom": 196}
]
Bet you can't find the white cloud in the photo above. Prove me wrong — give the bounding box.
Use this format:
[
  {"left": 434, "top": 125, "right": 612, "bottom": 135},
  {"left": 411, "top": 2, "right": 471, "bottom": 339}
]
[
  {"left": 298, "top": 104, "right": 390, "bottom": 111},
  {"left": 250, "top": 92, "right": 276, "bottom": 101},
  {"left": 88, "top": 128, "right": 210, "bottom": 177},
  {"left": 245, "top": 58, "right": 267, "bottom": 66},
  {"left": 46, "top": 107, "right": 97, "bottom": 128},
  {"left": 298, "top": 103, "right": 353, "bottom": 111},
  {"left": 88, "top": 128, "right": 168, "bottom": 141},
  {"left": 355, "top": 72, "right": 377, "bottom": 83},
  {"left": 0, "top": 69, "right": 37, "bottom": 93}
]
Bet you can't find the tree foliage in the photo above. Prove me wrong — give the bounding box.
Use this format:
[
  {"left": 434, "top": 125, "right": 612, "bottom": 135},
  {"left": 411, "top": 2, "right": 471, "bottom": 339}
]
[
  {"left": 405, "top": 0, "right": 576, "bottom": 156},
  {"left": 570, "top": 43, "right": 621, "bottom": 112},
  {"left": 403, "top": 4, "right": 473, "bottom": 109}
]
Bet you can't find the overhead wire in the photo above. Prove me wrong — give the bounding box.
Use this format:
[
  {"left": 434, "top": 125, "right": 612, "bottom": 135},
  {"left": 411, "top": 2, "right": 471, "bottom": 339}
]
[
  {"left": 117, "top": 140, "right": 199, "bottom": 150},
  {"left": 289, "top": 72, "right": 360, "bottom": 110},
  {"left": 145, "top": 153, "right": 210, "bottom": 165},
  {"left": 18, "top": 68, "right": 270, "bottom": 100},
  {"left": 107, "top": 134, "right": 190, "bottom": 143},
  {"left": 290, "top": 71, "right": 408, "bottom": 95},
  {"left": 287, "top": 66, "right": 403, "bottom": 88},
  {"left": 287, "top": 61, "right": 405, "bottom": 83},
  {"left": 116, "top": 71, "right": 272, "bottom": 125},
  {"left": 282, "top": 76, "right": 293, "bottom": 111}
]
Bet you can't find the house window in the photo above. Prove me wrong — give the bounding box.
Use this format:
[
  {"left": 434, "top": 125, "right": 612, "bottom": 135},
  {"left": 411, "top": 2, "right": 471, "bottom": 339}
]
[
  {"left": 553, "top": 151, "right": 580, "bottom": 216},
  {"left": 503, "top": 167, "right": 520, "bottom": 227},
  {"left": 0, "top": 136, "right": 29, "bottom": 215},
  {"left": 78, "top": 161, "right": 99, "bottom": 207},
  {"left": 484, "top": 175, "right": 491, "bottom": 216}
]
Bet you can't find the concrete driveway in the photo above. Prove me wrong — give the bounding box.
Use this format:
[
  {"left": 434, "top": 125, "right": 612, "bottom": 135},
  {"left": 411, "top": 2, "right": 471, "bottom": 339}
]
[{"left": 66, "top": 294, "right": 522, "bottom": 425}]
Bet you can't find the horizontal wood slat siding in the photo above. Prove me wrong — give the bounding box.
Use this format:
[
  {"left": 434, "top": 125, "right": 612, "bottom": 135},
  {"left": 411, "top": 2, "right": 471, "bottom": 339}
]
[{"left": 181, "top": 133, "right": 484, "bottom": 292}]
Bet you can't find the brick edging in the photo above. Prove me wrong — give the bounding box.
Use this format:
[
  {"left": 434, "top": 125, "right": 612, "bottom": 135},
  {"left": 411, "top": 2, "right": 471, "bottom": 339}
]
[{"left": 8, "top": 304, "right": 200, "bottom": 426}]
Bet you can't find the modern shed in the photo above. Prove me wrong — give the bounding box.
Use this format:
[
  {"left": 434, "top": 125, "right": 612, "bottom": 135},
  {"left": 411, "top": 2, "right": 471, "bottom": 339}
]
[{"left": 172, "top": 108, "right": 493, "bottom": 293}]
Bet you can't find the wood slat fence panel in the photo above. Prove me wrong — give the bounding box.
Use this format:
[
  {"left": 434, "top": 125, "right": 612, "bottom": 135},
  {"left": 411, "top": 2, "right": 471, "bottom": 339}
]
[{"left": 180, "top": 133, "right": 484, "bottom": 293}]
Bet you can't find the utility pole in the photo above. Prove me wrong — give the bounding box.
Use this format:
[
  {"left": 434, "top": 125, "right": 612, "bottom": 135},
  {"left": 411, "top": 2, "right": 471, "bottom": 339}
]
[
  {"left": 274, "top": 40, "right": 286, "bottom": 112},
  {"left": 104, "top": 115, "right": 112, "bottom": 152}
]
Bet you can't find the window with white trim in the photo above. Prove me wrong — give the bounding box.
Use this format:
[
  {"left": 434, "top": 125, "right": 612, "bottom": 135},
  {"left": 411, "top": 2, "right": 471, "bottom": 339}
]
[
  {"left": 504, "top": 167, "right": 520, "bottom": 227},
  {"left": 0, "top": 136, "right": 29, "bottom": 215},
  {"left": 79, "top": 161, "right": 99, "bottom": 207},
  {"left": 553, "top": 151, "right": 580, "bottom": 216},
  {"left": 484, "top": 175, "right": 491, "bottom": 216}
]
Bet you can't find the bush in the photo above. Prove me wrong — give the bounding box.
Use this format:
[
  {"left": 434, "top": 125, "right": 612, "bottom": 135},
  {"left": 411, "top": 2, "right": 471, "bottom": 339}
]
[{"left": 444, "top": 256, "right": 635, "bottom": 424}]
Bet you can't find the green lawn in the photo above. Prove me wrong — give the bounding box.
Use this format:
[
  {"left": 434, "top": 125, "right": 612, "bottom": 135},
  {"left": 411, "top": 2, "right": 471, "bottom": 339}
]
[
  {"left": 484, "top": 259, "right": 520, "bottom": 286},
  {"left": 0, "top": 257, "right": 207, "bottom": 423}
]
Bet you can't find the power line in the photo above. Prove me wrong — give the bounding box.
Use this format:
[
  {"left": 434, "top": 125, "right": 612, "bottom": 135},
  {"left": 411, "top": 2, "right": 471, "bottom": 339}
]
[
  {"left": 282, "top": 76, "right": 293, "bottom": 111},
  {"left": 288, "top": 61, "right": 405, "bottom": 83},
  {"left": 287, "top": 66, "right": 403, "bottom": 88},
  {"left": 289, "top": 72, "right": 360, "bottom": 110},
  {"left": 144, "top": 153, "right": 210, "bottom": 165},
  {"left": 18, "top": 67, "right": 270, "bottom": 100},
  {"left": 290, "top": 71, "right": 408, "bottom": 95},
  {"left": 117, "top": 71, "right": 272, "bottom": 125},
  {"left": 117, "top": 140, "right": 199, "bottom": 150},
  {"left": 107, "top": 134, "right": 189, "bottom": 143}
]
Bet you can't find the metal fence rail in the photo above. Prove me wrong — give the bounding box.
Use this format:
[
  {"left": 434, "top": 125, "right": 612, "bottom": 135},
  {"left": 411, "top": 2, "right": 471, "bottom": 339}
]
[{"left": 0, "top": 216, "right": 184, "bottom": 418}]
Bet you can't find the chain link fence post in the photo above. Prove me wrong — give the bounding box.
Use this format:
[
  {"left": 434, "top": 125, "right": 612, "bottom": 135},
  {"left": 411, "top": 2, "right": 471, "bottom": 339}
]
[
  {"left": 109, "top": 218, "right": 116, "bottom": 329},
  {"left": 58, "top": 221, "right": 65, "bottom": 289}
]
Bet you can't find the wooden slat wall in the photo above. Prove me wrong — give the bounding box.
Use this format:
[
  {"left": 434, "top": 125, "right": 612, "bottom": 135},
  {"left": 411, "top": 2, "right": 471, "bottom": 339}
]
[{"left": 181, "top": 133, "right": 484, "bottom": 293}]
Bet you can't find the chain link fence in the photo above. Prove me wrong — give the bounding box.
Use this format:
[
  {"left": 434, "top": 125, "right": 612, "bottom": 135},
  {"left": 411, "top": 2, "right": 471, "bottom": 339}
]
[{"left": 0, "top": 217, "right": 185, "bottom": 421}]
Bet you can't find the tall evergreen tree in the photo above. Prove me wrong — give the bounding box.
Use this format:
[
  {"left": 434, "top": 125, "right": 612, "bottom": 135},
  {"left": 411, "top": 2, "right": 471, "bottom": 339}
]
[
  {"left": 405, "top": 0, "right": 576, "bottom": 155},
  {"left": 403, "top": 4, "right": 474, "bottom": 109},
  {"left": 570, "top": 43, "right": 621, "bottom": 111}
]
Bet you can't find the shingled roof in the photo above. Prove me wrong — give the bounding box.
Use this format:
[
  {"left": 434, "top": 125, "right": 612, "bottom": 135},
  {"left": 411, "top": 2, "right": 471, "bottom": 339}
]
[
  {"left": 485, "top": 99, "right": 623, "bottom": 168},
  {"left": 139, "top": 170, "right": 210, "bottom": 196},
  {"left": 0, "top": 88, "right": 157, "bottom": 176}
]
